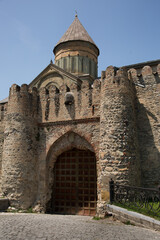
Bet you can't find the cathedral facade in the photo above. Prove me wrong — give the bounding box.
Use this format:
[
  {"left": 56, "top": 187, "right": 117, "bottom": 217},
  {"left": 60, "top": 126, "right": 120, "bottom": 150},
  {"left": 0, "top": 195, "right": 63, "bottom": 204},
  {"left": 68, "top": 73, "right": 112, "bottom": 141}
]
[{"left": 0, "top": 16, "right": 160, "bottom": 215}]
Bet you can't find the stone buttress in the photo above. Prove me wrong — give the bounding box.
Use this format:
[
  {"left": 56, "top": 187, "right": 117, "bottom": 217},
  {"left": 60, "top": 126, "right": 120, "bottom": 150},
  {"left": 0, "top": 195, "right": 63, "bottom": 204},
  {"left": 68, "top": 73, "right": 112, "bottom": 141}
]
[{"left": 1, "top": 84, "right": 38, "bottom": 209}]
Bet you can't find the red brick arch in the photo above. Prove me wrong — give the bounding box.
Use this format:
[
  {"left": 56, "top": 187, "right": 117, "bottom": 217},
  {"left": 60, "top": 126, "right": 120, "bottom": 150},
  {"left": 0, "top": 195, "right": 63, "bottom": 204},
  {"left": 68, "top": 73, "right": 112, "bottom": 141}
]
[{"left": 45, "top": 131, "right": 95, "bottom": 205}]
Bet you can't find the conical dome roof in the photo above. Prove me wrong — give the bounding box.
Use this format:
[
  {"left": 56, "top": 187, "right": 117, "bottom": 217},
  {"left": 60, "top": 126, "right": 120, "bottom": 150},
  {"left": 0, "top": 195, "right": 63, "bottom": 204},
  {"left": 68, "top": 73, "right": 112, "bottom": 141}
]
[{"left": 53, "top": 15, "right": 99, "bottom": 54}]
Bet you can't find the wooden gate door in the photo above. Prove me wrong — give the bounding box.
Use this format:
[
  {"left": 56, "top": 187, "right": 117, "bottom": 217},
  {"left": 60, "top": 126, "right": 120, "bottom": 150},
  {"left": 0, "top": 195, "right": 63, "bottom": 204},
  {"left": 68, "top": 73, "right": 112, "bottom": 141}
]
[{"left": 53, "top": 148, "right": 97, "bottom": 216}]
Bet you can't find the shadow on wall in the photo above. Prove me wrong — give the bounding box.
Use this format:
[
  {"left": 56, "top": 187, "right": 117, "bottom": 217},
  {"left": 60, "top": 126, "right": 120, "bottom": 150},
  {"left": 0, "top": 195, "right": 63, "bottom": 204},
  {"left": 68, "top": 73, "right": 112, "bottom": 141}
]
[
  {"left": 65, "top": 103, "right": 75, "bottom": 119},
  {"left": 136, "top": 101, "right": 160, "bottom": 188}
]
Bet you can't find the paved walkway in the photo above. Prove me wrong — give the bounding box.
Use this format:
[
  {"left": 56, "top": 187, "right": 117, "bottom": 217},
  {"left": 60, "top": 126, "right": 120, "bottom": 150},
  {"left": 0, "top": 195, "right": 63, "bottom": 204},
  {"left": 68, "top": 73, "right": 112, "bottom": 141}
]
[{"left": 0, "top": 213, "right": 160, "bottom": 240}]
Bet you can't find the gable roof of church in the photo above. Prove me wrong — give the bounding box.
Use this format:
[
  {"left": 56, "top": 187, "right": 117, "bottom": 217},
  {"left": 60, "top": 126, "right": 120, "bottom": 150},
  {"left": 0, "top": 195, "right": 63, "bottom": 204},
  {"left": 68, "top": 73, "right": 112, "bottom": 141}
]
[
  {"left": 29, "top": 62, "right": 82, "bottom": 89},
  {"left": 53, "top": 15, "right": 99, "bottom": 53}
]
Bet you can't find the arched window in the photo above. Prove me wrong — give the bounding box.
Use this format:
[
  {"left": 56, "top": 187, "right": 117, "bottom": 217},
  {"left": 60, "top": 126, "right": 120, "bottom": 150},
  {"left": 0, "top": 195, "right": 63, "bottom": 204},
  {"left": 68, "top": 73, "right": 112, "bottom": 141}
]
[
  {"left": 63, "top": 58, "right": 67, "bottom": 71},
  {"left": 71, "top": 57, "right": 75, "bottom": 73}
]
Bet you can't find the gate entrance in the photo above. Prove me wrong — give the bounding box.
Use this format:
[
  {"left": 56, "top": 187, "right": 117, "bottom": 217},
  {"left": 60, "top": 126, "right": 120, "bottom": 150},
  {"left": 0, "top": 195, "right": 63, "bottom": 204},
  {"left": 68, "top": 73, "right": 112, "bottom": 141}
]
[{"left": 52, "top": 148, "right": 97, "bottom": 216}]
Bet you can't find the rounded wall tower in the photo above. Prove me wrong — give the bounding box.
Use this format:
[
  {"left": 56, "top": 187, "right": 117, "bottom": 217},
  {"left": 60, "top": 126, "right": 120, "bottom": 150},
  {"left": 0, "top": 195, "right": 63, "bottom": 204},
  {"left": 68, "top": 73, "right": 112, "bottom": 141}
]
[
  {"left": 53, "top": 15, "right": 99, "bottom": 79},
  {"left": 1, "top": 84, "right": 38, "bottom": 209},
  {"left": 98, "top": 66, "right": 141, "bottom": 214}
]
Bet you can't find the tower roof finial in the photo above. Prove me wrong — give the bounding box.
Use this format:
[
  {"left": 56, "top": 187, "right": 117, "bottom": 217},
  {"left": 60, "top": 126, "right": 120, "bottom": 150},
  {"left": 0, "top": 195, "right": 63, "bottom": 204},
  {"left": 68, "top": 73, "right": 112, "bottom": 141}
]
[{"left": 75, "top": 10, "right": 78, "bottom": 18}]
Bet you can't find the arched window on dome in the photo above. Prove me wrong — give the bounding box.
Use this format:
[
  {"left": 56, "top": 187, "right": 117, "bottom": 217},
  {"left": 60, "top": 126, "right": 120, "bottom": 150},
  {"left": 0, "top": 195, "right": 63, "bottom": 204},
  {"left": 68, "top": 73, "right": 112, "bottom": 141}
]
[
  {"left": 63, "top": 58, "right": 67, "bottom": 71},
  {"left": 71, "top": 57, "right": 75, "bottom": 73}
]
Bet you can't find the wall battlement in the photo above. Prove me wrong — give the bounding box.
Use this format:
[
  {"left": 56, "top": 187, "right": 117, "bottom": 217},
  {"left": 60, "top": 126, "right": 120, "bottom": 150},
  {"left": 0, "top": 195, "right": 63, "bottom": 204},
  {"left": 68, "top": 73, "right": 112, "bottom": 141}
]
[
  {"left": 102, "top": 63, "right": 160, "bottom": 89},
  {"left": 6, "top": 81, "right": 101, "bottom": 124},
  {"left": 7, "top": 62, "right": 160, "bottom": 125},
  {"left": 128, "top": 63, "right": 160, "bottom": 86},
  {"left": 102, "top": 66, "right": 133, "bottom": 86},
  {"left": 8, "top": 84, "right": 38, "bottom": 118}
]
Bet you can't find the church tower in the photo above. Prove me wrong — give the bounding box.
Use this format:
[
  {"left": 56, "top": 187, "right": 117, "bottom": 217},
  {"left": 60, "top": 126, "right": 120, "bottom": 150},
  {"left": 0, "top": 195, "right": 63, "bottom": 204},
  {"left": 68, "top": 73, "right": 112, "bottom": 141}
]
[{"left": 53, "top": 15, "right": 99, "bottom": 80}]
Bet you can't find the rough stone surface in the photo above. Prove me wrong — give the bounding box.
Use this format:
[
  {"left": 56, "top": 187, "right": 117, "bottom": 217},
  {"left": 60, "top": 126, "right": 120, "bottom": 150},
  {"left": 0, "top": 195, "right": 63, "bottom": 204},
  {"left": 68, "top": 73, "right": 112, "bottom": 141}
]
[
  {"left": 129, "top": 65, "right": 160, "bottom": 187},
  {"left": 1, "top": 85, "right": 38, "bottom": 209},
  {"left": 0, "top": 17, "right": 159, "bottom": 216},
  {"left": 0, "top": 61, "right": 160, "bottom": 215},
  {"left": 0, "top": 103, "right": 7, "bottom": 192},
  {"left": 0, "top": 213, "right": 160, "bottom": 240}
]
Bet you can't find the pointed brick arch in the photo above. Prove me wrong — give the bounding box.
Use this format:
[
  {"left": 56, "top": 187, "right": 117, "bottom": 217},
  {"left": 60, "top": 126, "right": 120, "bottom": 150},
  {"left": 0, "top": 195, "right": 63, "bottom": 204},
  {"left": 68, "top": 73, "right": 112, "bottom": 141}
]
[{"left": 45, "top": 131, "right": 97, "bottom": 214}]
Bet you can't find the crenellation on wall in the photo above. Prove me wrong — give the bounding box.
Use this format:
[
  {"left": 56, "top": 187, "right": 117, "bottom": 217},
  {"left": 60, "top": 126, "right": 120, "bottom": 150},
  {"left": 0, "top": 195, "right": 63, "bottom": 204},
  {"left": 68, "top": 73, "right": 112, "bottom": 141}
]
[
  {"left": 128, "top": 63, "right": 160, "bottom": 87},
  {"left": 7, "top": 84, "right": 38, "bottom": 117}
]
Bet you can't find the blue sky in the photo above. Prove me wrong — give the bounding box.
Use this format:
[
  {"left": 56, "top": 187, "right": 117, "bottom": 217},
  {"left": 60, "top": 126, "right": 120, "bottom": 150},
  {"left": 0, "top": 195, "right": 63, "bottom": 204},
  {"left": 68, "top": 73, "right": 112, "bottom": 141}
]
[{"left": 0, "top": 0, "right": 160, "bottom": 99}]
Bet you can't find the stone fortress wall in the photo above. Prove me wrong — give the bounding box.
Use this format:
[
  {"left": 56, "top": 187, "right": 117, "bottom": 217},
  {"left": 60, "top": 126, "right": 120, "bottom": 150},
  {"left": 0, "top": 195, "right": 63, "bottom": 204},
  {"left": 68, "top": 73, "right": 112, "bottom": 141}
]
[
  {"left": 129, "top": 63, "right": 160, "bottom": 187},
  {"left": 0, "top": 103, "right": 7, "bottom": 192},
  {"left": 0, "top": 61, "right": 159, "bottom": 213}
]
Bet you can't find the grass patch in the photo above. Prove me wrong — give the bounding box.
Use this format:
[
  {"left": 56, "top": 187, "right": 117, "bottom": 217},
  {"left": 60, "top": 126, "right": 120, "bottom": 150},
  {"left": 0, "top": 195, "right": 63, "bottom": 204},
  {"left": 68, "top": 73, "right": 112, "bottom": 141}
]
[
  {"left": 113, "top": 202, "right": 160, "bottom": 221},
  {"left": 7, "top": 207, "right": 34, "bottom": 213},
  {"left": 7, "top": 208, "right": 18, "bottom": 213},
  {"left": 124, "top": 220, "right": 135, "bottom": 226},
  {"left": 93, "top": 216, "right": 101, "bottom": 220},
  {"left": 24, "top": 207, "right": 34, "bottom": 213}
]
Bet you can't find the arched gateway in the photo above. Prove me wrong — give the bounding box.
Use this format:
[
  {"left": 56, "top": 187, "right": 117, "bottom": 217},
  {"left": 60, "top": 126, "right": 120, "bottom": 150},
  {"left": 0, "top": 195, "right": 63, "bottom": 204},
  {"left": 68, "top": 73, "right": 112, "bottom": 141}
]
[{"left": 47, "top": 147, "right": 97, "bottom": 216}]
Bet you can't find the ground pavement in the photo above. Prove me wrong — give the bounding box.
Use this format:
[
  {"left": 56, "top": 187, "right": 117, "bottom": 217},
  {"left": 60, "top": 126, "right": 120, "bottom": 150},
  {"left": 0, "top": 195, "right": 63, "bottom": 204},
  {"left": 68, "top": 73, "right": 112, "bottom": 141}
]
[{"left": 0, "top": 213, "right": 160, "bottom": 240}]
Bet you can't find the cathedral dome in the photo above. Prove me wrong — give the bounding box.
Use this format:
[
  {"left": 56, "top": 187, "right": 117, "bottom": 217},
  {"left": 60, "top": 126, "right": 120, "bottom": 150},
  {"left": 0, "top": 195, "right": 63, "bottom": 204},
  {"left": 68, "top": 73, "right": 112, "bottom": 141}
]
[
  {"left": 53, "top": 15, "right": 99, "bottom": 54},
  {"left": 53, "top": 15, "right": 99, "bottom": 79}
]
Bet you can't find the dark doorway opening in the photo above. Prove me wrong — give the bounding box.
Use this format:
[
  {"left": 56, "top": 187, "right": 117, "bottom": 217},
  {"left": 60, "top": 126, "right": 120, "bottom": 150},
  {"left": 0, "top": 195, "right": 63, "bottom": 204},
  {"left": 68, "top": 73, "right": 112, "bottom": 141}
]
[{"left": 47, "top": 148, "right": 97, "bottom": 216}]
